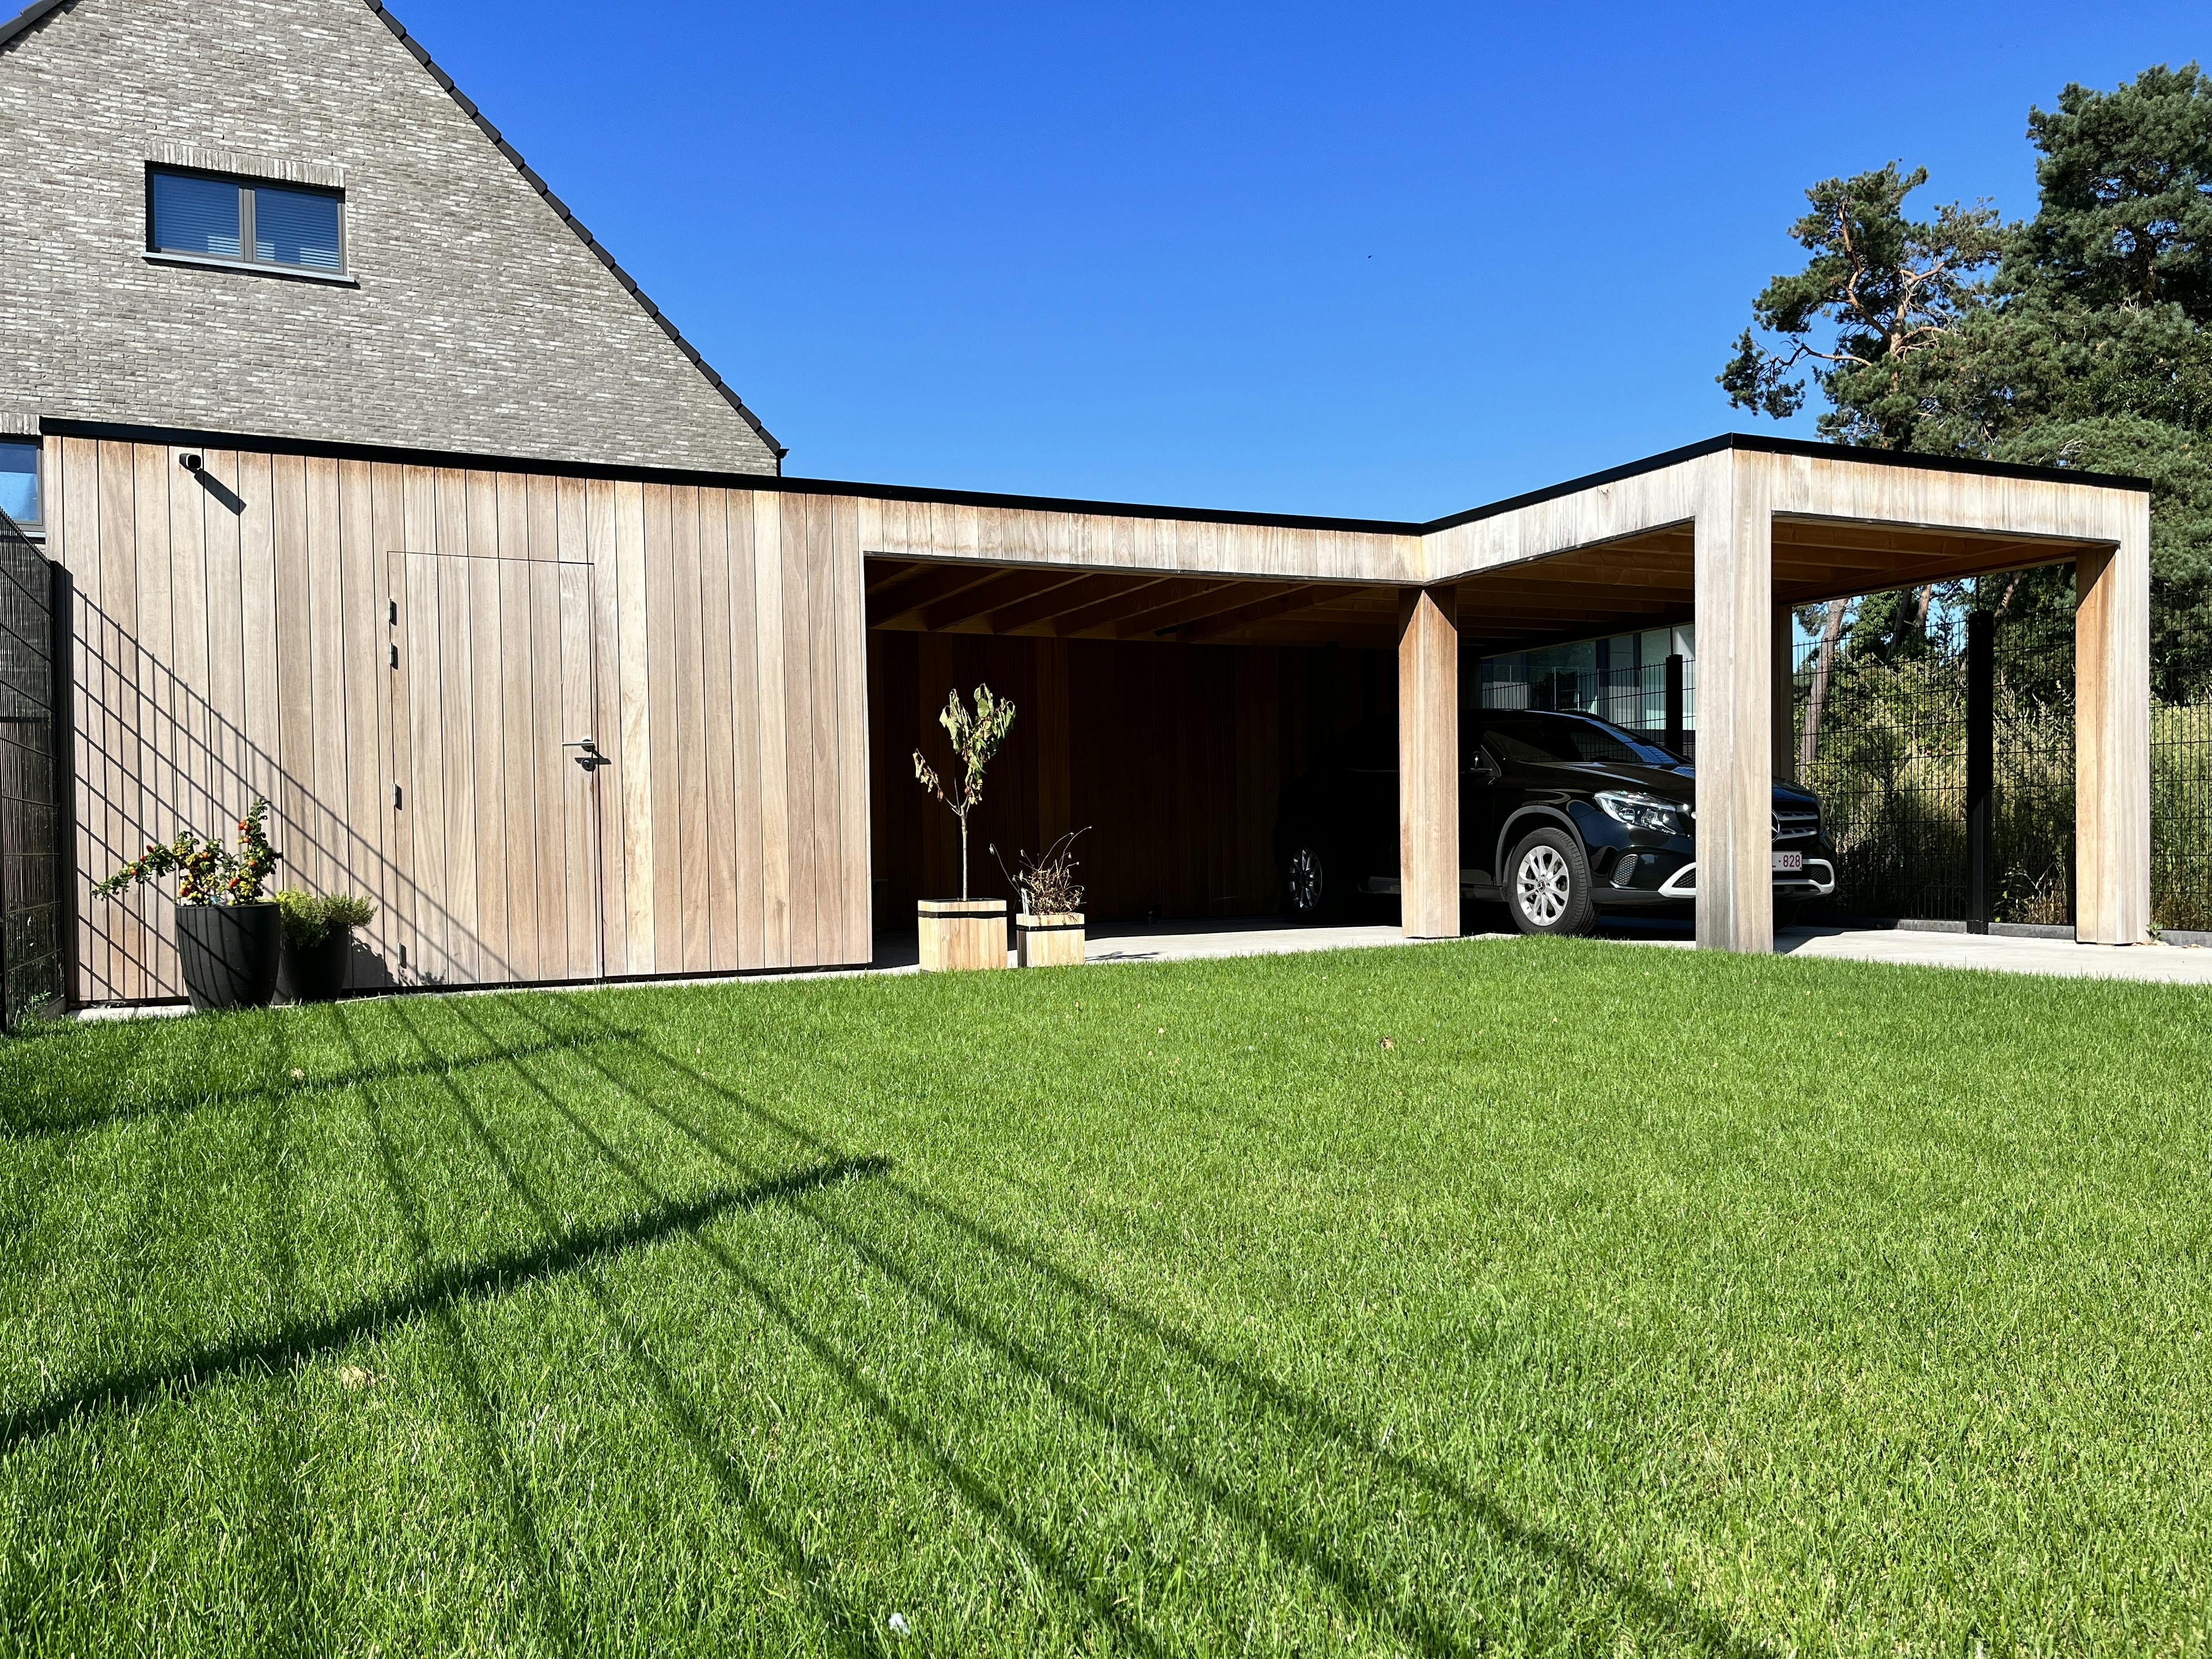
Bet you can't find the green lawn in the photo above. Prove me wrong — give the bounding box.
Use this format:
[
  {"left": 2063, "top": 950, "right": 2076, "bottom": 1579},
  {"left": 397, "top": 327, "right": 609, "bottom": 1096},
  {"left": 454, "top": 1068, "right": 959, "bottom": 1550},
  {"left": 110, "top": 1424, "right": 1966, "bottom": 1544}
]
[{"left": 2, "top": 940, "right": 2208, "bottom": 1656}]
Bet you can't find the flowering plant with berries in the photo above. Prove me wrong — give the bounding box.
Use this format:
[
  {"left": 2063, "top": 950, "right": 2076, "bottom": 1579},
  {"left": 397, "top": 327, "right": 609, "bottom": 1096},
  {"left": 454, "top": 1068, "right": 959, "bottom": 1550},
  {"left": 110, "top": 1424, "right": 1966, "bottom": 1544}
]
[{"left": 96, "top": 797, "right": 283, "bottom": 907}]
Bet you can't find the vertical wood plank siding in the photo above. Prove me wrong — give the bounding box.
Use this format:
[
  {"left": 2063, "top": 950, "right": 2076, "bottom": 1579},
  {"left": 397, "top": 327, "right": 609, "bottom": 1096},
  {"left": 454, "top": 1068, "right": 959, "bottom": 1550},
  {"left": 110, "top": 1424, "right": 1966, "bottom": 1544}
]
[{"left": 47, "top": 439, "right": 875, "bottom": 1001}]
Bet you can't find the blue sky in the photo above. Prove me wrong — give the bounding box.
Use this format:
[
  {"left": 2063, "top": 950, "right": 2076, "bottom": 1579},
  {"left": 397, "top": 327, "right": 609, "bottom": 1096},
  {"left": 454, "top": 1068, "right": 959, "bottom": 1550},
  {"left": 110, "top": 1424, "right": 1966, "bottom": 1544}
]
[{"left": 397, "top": 1, "right": 2206, "bottom": 518}]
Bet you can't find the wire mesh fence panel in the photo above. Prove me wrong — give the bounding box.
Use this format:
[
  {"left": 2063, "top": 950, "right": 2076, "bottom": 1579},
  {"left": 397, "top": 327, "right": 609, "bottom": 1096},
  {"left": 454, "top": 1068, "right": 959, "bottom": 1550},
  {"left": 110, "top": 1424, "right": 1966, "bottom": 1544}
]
[
  {"left": 1794, "top": 607, "right": 1970, "bottom": 922},
  {"left": 1990, "top": 607, "right": 2075, "bottom": 927},
  {"left": 2154, "top": 673, "right": 2212, "bottom": 933},
  {"left": 1479, "top": 661, "right": 1698, "bottom": 758},
  {"left": 0, "top": 511, "right": 65, "bottom": 1029}
]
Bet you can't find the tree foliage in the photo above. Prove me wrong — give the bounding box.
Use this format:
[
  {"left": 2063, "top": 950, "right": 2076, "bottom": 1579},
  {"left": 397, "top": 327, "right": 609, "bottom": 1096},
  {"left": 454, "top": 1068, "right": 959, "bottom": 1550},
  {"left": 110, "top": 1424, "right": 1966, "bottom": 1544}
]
[
  {"left": 1724, "top": 63, "right": 2212, "bottom": 694},
  {"left": 913, "top": 685, "right": 1017, "bottom": 900},
  {"left": 1718, "top": 163, "right": 2005, "bottom": 448}
]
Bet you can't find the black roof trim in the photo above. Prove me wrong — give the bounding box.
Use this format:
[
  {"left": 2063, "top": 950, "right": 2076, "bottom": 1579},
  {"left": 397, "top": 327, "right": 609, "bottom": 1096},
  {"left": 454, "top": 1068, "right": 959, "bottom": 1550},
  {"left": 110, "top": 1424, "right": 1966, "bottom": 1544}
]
[
  {"left": 0, "top": 0, "right": 70, "bottom": 52},
  {"left": 35, "top": 419, "right": 1419, "bottom": 534},
  {"left": 39, "top": 419, "right": 2152, "bottom": 539},
  {"left": 1421, "top": 433, "right": 2150, "bottom": 533},
  {"left": 360, "top": 3, "right": 785, "bottom": 465}
]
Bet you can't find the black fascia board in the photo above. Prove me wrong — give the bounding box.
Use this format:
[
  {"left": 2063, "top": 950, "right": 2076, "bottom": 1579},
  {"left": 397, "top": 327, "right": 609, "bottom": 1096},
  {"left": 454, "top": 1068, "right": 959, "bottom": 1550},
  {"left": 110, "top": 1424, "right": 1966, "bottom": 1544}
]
[
  {"left": 33, "top": 418, "right": 1422, "bottom": 536},
  {"left": 0, "top": 0, "right": 66, "bottom": 52},
  {"left": 37, "top": 421, "right": 2153, "bottom": 542},
  {"left": 1418, "top": 433, "right": 2150, "bottom": 535}
]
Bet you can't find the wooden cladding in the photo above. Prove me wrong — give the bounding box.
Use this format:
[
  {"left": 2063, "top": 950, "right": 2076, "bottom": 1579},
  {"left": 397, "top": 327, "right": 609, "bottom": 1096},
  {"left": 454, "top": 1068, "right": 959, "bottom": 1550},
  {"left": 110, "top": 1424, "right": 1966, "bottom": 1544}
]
[
  {"left": 869, "top": 626, "right": 1395, "bottom": 925},
  {"left": 387, "top": 551, "right": 601, "bottom": 985},
  {"left": 47, "top": 437, "right": 870, "bottom": 1002}
]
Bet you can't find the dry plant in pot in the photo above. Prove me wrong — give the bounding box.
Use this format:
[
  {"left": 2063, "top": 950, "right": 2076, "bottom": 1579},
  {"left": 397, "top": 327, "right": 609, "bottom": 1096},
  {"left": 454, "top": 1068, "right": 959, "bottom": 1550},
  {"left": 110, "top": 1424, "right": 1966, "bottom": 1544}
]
[
  {"left": 996, "top": 830, "right": 1089, "bottom": 967},
  {"left": 912, "top": 685, "right": 1016, "bottom": 971},
  {"left": 96, "top": 798, "right": 283, "bottom": 1010}
]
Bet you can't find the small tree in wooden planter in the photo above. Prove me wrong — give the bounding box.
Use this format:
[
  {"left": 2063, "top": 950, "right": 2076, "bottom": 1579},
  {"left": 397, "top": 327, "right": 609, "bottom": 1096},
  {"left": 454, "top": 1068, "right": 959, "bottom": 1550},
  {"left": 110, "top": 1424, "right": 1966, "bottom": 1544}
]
[
  {"left": 97, "top": 798, "right": 285, "bottom": 1010},
  {"left": 912, "top": 685, "right": 1015, "bottom": 971}
]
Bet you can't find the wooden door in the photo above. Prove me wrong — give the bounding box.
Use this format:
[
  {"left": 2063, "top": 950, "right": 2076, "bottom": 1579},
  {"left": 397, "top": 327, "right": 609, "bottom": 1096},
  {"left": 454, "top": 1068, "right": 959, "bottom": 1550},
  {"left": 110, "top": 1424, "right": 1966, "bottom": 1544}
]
[{"left": 387, "top": 552, "right": 603, "bottom": 986}]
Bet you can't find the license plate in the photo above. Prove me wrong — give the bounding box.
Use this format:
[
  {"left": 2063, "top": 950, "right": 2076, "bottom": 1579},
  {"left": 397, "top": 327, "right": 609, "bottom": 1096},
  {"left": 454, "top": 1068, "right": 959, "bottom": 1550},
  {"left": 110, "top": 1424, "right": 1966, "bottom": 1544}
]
[{"left": 1772, "top": 851, "right": 1804, "bottom": 873}]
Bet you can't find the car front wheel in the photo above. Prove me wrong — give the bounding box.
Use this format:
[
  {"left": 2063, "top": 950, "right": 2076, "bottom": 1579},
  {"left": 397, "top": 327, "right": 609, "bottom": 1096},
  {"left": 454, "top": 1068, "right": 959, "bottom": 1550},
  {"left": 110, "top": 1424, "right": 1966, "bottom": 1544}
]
[
  {"left": 1284, "top": 843, "right": 1330, "bottom": 920},
  {"left": 1504, "top": 827, "right": 1597, "bottom": 937}
]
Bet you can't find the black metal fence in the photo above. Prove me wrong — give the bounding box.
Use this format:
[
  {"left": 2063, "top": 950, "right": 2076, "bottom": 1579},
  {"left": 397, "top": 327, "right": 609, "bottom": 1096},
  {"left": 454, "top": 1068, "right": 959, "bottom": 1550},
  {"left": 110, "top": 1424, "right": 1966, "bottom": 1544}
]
[
  {"left": 0, "top": 511, "right": 67, "bottom": 1029},
  {"left": 1792, "top": 600, "right": 2080, "bottom": 925},
  {"left": 2153, "top": 666, "right": 2212, "bottom": 932},
  {"left": 1482, "top": 659, "right": 1699, "bottom": 759}
]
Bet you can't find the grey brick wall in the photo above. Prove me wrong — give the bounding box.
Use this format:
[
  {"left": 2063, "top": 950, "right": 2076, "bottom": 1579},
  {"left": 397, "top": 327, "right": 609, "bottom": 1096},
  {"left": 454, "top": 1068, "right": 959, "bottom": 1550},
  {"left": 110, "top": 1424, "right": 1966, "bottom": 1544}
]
[{"left": 0, "top": 0, "right": 782, "bottom": 474}]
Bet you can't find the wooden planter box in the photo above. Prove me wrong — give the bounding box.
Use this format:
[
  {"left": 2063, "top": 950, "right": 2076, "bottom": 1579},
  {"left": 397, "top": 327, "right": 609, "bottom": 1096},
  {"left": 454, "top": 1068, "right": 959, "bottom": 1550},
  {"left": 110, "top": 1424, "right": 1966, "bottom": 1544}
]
[
  {"left": 917, "top": 899, "right": 1007, "bottom": 971},
  {"left": 1016, "top": 912, "right": 1085, "bottom": 967}
]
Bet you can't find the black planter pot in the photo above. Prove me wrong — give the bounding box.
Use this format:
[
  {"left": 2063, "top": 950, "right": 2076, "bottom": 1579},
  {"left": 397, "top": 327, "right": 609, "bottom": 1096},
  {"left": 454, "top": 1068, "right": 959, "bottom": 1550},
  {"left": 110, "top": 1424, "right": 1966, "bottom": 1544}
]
[
  {"left": 278, "top": 927, "right": 354, "bottom": 1003},
  {"left": 174, "top": 903, "right": 282, "bottom": 1012}
]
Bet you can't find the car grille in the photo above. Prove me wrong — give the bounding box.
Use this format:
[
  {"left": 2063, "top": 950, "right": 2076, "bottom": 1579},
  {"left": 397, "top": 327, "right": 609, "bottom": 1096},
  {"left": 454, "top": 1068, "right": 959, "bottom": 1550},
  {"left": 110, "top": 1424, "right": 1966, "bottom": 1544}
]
[{"left": 1774, "top": 808, "right": 1821, "bottom": 842}]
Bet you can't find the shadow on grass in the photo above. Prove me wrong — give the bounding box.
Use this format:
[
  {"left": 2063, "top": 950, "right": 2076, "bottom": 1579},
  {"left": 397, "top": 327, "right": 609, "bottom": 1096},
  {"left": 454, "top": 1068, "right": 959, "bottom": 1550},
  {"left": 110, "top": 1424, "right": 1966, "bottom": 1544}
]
[
  {"left": 0, "top": 1020, "right": 638, "bottom": 1141},
  {"left": 252, "top": 1020, "right": 316, "bottom": 1654},
  {"left": 0, "top": 1138, "right": 884, "bottom": 1457},
  {"left": 498, "top": 996, "right": 1766, "bottom": 1658},
  {"left": 0, "top": 1018, "right": 166, "bottom": 1138},
  {"left": 381, "top": 1001, "right": 893, "bottom": 1659},
  {"left": 332, "top": 1009, "right": 584, "bottom": 1657}
]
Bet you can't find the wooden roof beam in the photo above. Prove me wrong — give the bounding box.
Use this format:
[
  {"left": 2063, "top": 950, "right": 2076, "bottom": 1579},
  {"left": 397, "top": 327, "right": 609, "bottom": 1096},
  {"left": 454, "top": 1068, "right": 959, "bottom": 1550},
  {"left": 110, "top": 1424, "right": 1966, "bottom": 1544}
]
[
  {"left": 867, "top": 563, "right": 1009, "bottom": 628},
  {"left": 1047, "top": 577, "right": 1210, "bottom": 636},
  {"left": 863, "top": 560, "right": 944, "bottom": 607},
  {"left": 920, "top": 567, "right": 1086, "bottom": 632},
  {"left": 1116, "top": 580, "right": 1308, "bottom": 638},
  {"left": 984, "top": 573, "right": 1135, "bottom": 634},
  {"left": 1181, "top": 583, "right": 1346, "bottom": 642}
]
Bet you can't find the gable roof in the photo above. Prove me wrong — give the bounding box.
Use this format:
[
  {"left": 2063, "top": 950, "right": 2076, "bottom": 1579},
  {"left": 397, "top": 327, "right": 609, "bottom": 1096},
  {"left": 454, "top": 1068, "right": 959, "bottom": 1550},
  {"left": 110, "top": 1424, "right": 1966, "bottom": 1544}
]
[{"left": 0, "top": 0, "right": 785, "bottom": 464}]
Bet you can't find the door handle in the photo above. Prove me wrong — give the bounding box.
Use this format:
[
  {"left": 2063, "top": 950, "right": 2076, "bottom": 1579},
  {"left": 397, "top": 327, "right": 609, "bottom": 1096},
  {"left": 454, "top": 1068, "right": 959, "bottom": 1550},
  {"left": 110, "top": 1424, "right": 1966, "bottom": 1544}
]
[{"left": 563, "top": 737, "right": 610, "bottom": 772}]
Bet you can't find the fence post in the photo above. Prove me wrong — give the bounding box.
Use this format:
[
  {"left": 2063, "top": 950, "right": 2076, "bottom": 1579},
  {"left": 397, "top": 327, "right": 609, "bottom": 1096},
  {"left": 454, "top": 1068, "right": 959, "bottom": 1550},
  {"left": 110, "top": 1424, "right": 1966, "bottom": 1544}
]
[
  {"left": 1966, "top": 610, "right": 1994, "bottom": 934},
  {"left": 0, "top": 660, "right": 9, "bottom": 1034},
  {"left": 1664, "top": 654, "right": 1685, "bottom": 756},
  {"left": 50, "top": 560, "right": 77, "bottom": 1013}
]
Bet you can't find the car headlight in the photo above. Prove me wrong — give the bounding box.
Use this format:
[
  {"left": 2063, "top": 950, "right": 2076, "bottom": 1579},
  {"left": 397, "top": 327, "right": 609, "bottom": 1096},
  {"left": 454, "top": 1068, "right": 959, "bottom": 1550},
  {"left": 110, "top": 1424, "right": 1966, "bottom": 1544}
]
[{"left": 1596, "top": 790, "right": 1690, "bottom": 835}]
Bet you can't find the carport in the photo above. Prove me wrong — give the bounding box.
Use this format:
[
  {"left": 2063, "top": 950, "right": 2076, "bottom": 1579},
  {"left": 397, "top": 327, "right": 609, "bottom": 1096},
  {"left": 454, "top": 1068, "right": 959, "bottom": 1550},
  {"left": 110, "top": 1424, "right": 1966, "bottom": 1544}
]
[
  {"left": 861, "top": 434, "right": 2149, "bottom": 953},
  {"left": 37, "top": 425, "right": 2150, "bottom": 1006}
]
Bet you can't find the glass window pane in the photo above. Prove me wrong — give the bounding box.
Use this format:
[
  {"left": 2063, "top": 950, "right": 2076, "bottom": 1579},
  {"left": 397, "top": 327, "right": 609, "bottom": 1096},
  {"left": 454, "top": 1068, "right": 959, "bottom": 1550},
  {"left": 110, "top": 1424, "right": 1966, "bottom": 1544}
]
[
  {"left": 150, "top": 171, "right": 242, "bottom": 259},
  {"left": 251, "top": 185, "right": 342, "bottom": 270},
  {"left": 0, "top": 442, "right": 37, "bottom": 527}
]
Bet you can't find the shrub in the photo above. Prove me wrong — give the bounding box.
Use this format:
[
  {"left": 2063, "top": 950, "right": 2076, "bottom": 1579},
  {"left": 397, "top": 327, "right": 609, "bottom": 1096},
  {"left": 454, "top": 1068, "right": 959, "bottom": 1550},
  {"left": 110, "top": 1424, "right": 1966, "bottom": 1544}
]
[
  {"left": 273, "top": 890, "right": 377, "bottom": 948},
  {"left": 96, "top": 798, "right": 282, "bottom": 907}
]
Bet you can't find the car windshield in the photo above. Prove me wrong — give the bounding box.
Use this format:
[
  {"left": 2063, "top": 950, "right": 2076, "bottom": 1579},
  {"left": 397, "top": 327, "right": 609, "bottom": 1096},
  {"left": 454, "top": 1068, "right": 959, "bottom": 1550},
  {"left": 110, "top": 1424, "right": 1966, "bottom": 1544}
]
[{"left": 1479, "top": 712, "right": 1683, "bottom": 768}]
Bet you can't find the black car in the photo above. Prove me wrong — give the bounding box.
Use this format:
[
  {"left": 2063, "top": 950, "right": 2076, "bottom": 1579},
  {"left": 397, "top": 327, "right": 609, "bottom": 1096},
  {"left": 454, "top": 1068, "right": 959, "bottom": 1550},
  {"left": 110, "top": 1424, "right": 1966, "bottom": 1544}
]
[{"left": 1275, "top": 709, "right": 1837, "bottom": 934}]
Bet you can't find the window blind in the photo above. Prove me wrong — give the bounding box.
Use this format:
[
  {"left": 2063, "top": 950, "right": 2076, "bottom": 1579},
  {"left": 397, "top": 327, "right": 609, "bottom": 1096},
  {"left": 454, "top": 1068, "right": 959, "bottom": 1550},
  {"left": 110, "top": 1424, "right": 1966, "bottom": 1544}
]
[
  {"left": 151, "top": 172, "right": 243, "bottom": 260},
  {"left": 252, "top": 184, "right": 342, "bottom": 271}
]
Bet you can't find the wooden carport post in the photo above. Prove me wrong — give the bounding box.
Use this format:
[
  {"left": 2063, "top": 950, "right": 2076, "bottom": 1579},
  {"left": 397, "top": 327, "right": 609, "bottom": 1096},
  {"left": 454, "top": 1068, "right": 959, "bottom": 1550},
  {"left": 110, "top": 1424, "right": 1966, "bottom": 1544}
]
[
  {"left": 1693, "top": 453, "right": 1775, "bottom": 953},
  {"left": 1398, "top": 584, "right": 1460, "bottom": 940},
  {"left": 2075, "top": 500, "right": 2152, "bottom": 944}
]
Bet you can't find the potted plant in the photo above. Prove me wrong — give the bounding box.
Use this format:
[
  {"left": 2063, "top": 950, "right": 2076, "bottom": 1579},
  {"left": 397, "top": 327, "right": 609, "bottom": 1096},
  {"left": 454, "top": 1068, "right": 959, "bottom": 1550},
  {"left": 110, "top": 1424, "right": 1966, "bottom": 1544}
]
[
  {"left": 912, "top": 684, "right": 1016, "bottom": 971},
  {"left": 96, "top": 798, "right": 283, "bottom": 1010},
  {"left": 274, "top": 890, "right": 376, "bottom": 1002},
  {"left": 999, "top": 830, "right": 1088, "bottom": 967}
]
